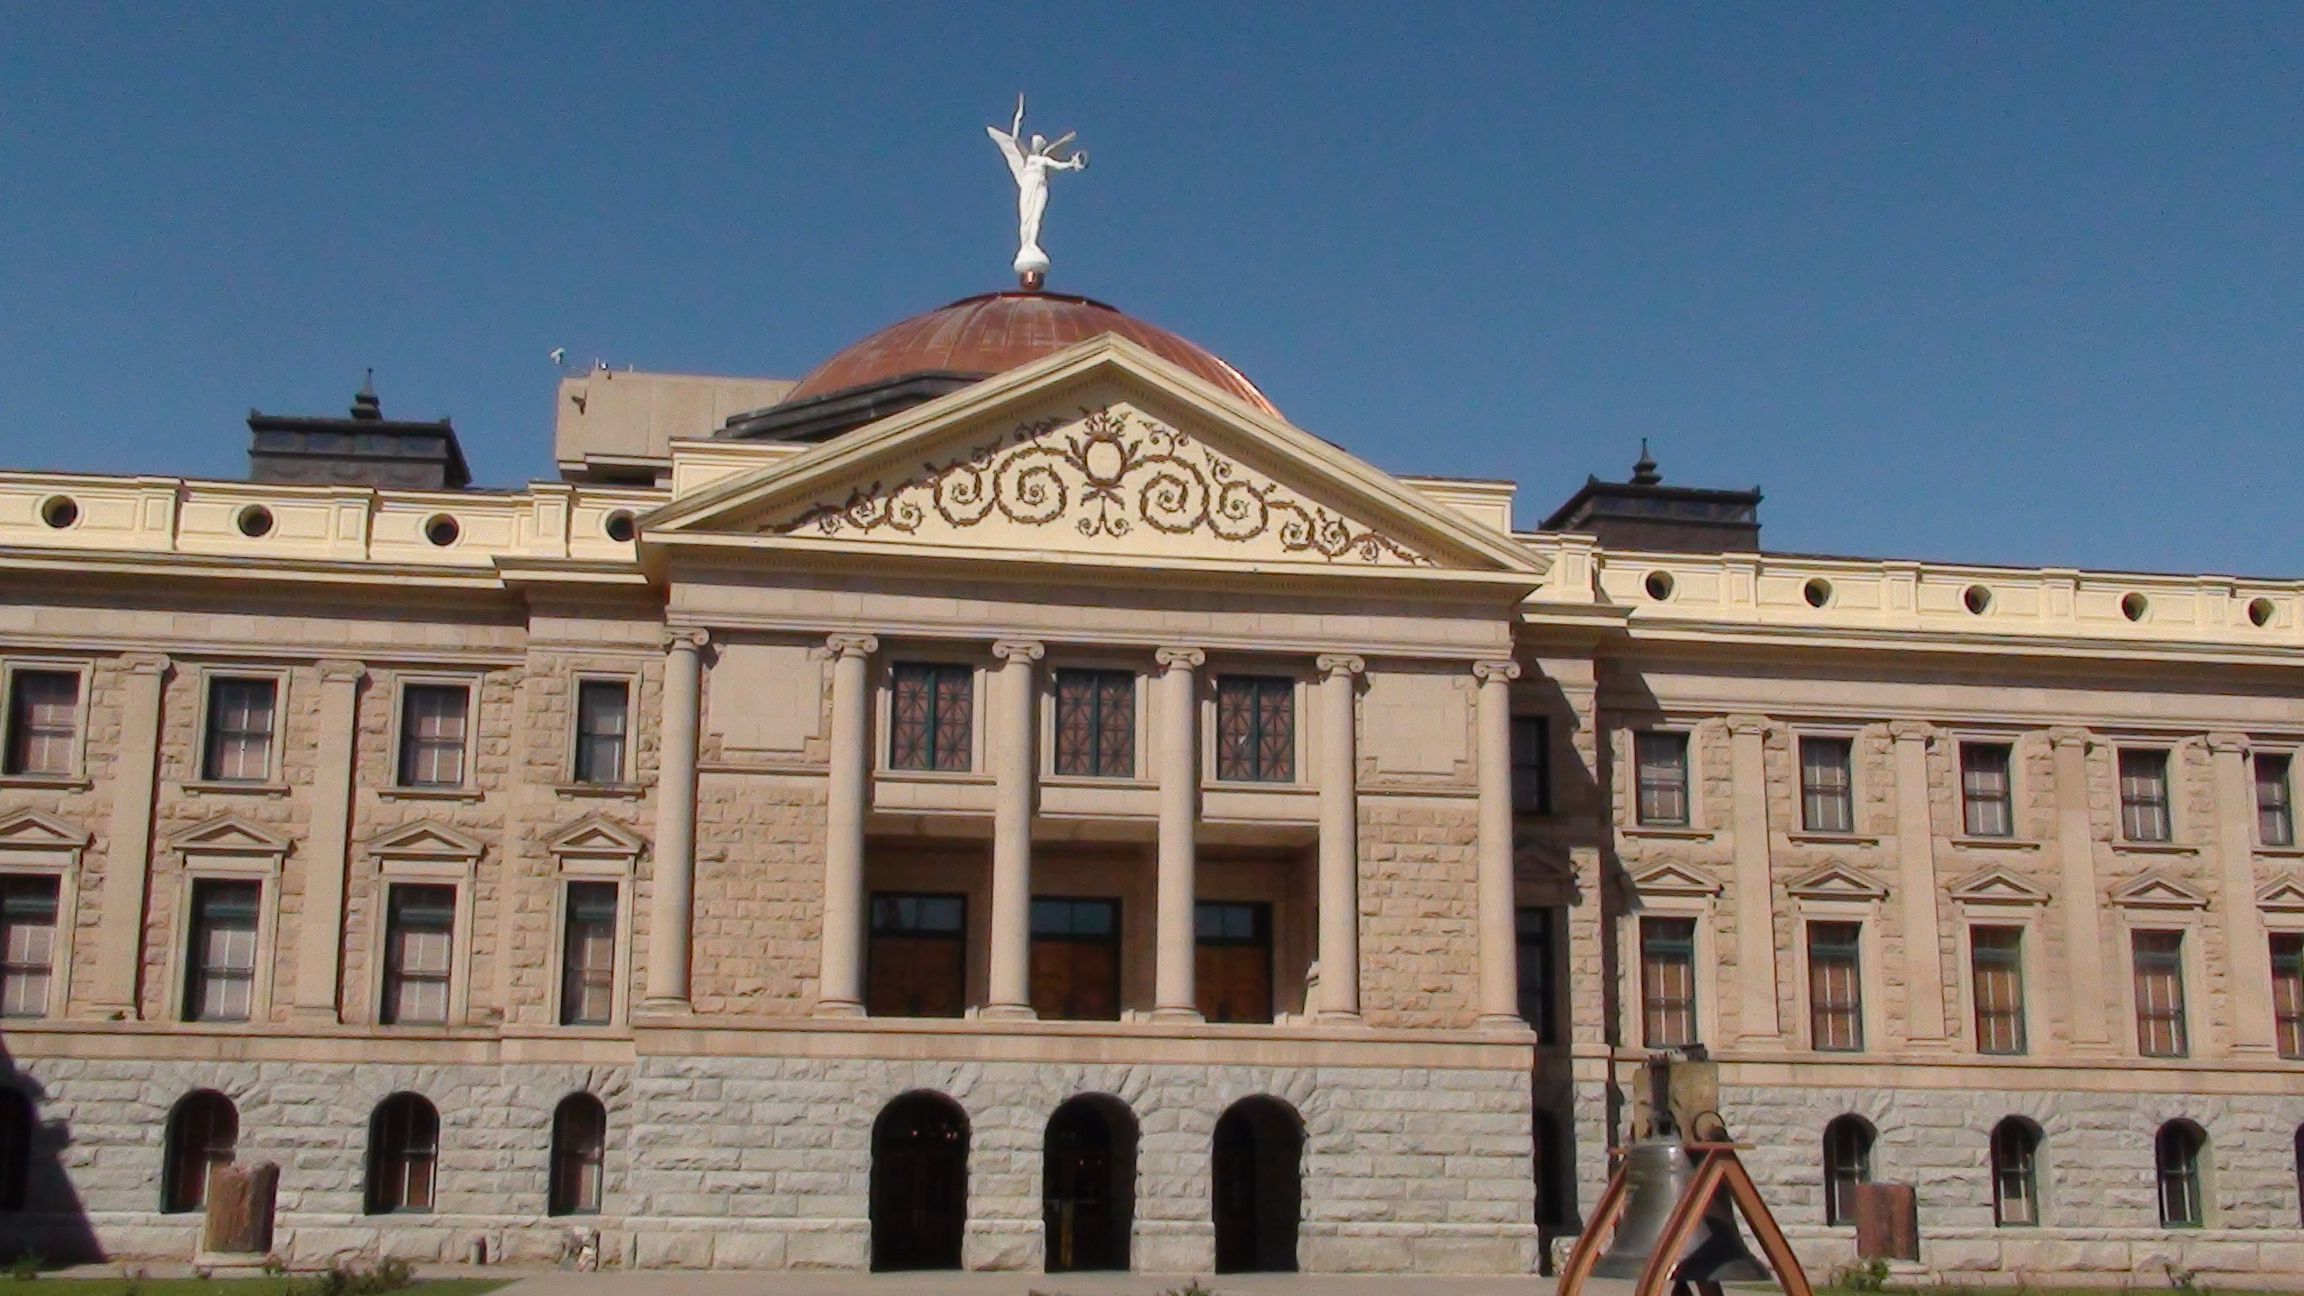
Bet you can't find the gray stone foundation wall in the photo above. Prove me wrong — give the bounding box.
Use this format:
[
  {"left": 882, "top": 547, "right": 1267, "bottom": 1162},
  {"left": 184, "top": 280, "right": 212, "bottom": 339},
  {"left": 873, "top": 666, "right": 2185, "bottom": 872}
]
[
  {"left": 1724, "top": 1081, "right": 2304, "bottom": 1287},
  {"left": 0, "top": 1053, "right": 1541, "bottom": 1275}
]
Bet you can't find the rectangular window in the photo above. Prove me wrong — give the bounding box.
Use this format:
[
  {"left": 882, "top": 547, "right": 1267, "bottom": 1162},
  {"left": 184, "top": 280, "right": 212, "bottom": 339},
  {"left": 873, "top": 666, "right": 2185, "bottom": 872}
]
[
  {"left": 889, "top": 663, "right": 972, "bottom": 772},
  {"left": 1194, "top": 901, "right": 1273, "bottom": 1024},
  {"left": 3, "top": 670, "right": 78, "bottom": 778},
  {"left": 1029, "top": 896, "right": 1120, "bottom": 1021},
  {"left": 1634, "top": 732, "right": 1690, "bottom": 827},
  {"left": 866, "top": 892, "right": 967, "bottom": 1018},
  {"left": 1806, "top": 921, "right": 1865, "bottom": 1051},
  {"left": 0, "top": 876, "right": 59, "bottom": 1019},
  {"left": 1215, "top": 676, "right": 1294, "bottom": 783},
  {"left": 1970, "top": 926, "right": 2028, "bottom": 1055},
  {"left": 572, "top": 680, "right": 629, "bottom": 785},
  {"left": 1516, "top": 906, "right": 1559, "bottom": 1043},
  {"left": 2132, "top": 929, "right": 2188, "bottom": 1058},
  {"left": 2257, "top": 754, "right": 2295, "bottom": 848},
  {"left": 1800, "top": 737, "right": 1855, "bottom": 833},
  {"left": 2118, "top": 749, "right": 2172, "bottom": 843},
  {"left": 1053, "top": 669, "right": 1135, "bottom": 778},
  {"left": 1511, "top": 714, "right": 1552, "bottom": 815},
  {"left": 200, "top": 677, "right": 277, "bottom": 783},
  {"left": 183, "top": 879, "right": 259, "bottom": 1022},
  {"left": 2271, "top": 932, "right": 2303, "bottom": 1061},
  {"left": 558, "top": 882, "right": 618, "bottom": 1027},
  {"left": 1640, "top": 916, "right": 1698, "bottom": 1048},
  {"left": 381, "top": 884, "right": 456, "bottom": 1026},
  {"left": 1961, "top": 743, "right": 2015, "bottom": 838},
  {"left": 397, "top": 684, "right": 470, "bottom": 788}
]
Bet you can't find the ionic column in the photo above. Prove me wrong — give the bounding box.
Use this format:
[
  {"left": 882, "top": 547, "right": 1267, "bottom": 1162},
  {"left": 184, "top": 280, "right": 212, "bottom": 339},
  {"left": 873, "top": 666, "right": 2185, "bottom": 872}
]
[
  {"left": 88, "top": 653, "right": 168, "bottom": 1020},
  {"left": 1725, "top": 713, "right": 1781, "bottom": 1044},
  {"left": 1474, "top": 659, "right": 1525, "bottom": 1030},
  {"left": 1152, "top": 647, "right": 1205, "bottom": 1022},
  {"left": 1890, "top": 721, "right": 1951, "bottom": 1045},
  {"left": 814, "top": 633, "right": 878, "bottom": 1017},
  {"left": 2050, "top": 727, "right": 2112, "bottom": 1050},
  {"left": 2207, "top": 733, "right": 2275, "bottom": 1054},
  {"left": 642, "top": 628, "right": 707, "bottom": 1012},
  {"left": 1315, "top": 654, "right": 1365, "bottom": 1023},
  {"left": 983, "top": 639, "right": 1045, "bottom": 1020},
  {"left": 290, "top": 659, "right": 364, "bottom": 1021}
]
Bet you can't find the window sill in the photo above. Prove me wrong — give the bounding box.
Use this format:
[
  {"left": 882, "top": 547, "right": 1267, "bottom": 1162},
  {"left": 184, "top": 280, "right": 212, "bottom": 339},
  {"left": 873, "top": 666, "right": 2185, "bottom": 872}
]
[
  {"left": 1787, "top": 831, "right": 1881, "bottom": 847},
  {"left": 877, "top": 768, "right": 993, "bottom": 786},
  {"left": 1206, "top": 779, "right": 1314, "bottom": 794},
  {"left": 1041, "top": 774, "right": 1155, "bottom": 792},
  {"left": 182, "top": 780, "right": 289, "bottom": 798},
  {"left": 2255, "top": 844, "right": 2304, "bottom": 859},
  {"left": 1952, "top": 836, "right": 2044, "bottom": 850},
  {"left": 0, "top": 774, "right": 89, "bottom": 791},
  {"left": 378, "top": 786, "right": 483, "bottom": 803},
  {"left": 552, "top": 781, "right": 650, "bottom": 800},
  {"left": 1623, "top": 825, "right": 1714, "bottom": 842},
  {"left": 2114, "top": 842, "right": 2199, "bottom": 856}
]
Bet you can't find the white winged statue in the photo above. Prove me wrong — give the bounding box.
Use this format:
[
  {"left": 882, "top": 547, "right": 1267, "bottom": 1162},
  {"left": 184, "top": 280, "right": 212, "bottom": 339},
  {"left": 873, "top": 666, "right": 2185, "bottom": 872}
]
[{"left": 987, "top": 94, "right": 1087, "bottom": 287}]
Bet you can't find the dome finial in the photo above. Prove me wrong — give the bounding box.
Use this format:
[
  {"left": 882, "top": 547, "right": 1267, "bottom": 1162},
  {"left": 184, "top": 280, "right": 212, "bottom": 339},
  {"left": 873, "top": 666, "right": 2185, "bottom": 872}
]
[
  {"left": 1631, "top": 438, "right": 1662, "bottom": 486},
  {"left": 986, "top": 93, "right": 1087, "bottom": 291},
  {"left": 351, "top": 368, "right": 382, "bottom": 421}
]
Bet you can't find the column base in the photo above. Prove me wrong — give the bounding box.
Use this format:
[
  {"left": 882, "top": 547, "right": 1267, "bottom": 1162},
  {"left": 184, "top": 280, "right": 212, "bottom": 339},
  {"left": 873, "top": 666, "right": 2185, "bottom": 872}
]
[
  {"left": 638, "top": 995, "right": 694, "bottom": 1015},
  {"left": 1149, "top": 1005, "right": 1205, "bottom": 1023},
  {"left": 812, "top": 999, "right": 865, "bottom": 1019},
  {"left": 1475, "top": 1012, "right": 1531, "bottom": 1034},
  {"left": 1315, "top": 1009, "right": 1366, "bottom": 1027},
  {"left": 288, "top": 1004, "right": 343, "bottom": 1025},
  {"left": 979, "top": 1003, "right": 1037, "bottom": 1021}
]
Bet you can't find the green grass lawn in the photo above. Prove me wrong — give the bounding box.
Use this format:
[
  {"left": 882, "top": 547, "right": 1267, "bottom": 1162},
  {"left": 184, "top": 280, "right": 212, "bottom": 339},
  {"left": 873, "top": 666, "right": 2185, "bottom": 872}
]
[{"left": 1, "top": 1272, "right": 504, "bottom": 1282}]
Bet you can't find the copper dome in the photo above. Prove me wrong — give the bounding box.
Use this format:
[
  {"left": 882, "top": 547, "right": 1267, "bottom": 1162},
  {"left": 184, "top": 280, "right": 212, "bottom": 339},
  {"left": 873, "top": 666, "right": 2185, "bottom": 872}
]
[{"left": 780, "top": 291, "right": 1278, "bottom": 417}]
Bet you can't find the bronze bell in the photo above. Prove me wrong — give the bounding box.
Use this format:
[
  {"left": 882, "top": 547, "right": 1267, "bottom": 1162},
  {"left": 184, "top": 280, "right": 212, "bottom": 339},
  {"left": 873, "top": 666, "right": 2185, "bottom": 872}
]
[{"left": 1591, "top": 1135, "right": 1773, "bottom": 1284}]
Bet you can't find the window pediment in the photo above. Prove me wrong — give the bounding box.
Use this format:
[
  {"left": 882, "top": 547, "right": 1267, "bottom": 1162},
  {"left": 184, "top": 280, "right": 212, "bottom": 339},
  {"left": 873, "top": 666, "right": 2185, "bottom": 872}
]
[
  {"left": 365, "top": 820, "right": 485, "bottom": 862},
  {"left": 2110, "top": 870, "right": 2209, "bottom": 911},
  {"left": 545, "top": 814, "right": 646, "bottom": 861},
  {"left": 1786, "top": 863, "right": 1888, "bottom": 901},
  {"left": 1630, "top": 861, "right": 1723, "bottom": 898},
  {"left": 167, "top": 813, "right": 289, "bottom": 859},
  {"left": 0, "top": 808, "right": 89, "bottom": 853},
  {"left": 1948, "top": 867, "right": 2050, "bottom": 907},
  {"left": 2256, "top": 876, "right": 2304, "bottom": 913}
]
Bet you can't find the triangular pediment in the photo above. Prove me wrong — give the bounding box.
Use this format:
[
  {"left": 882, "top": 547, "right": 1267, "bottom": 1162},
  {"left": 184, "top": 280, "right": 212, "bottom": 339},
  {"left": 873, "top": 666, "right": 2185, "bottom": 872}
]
[
  {"left": 167, "top": 814, "right": 289, "bottom": 857},
  {"left": 546, "top": 814, "right": 647, "bottom": 859},
  {"left": 1948, "top": 867, "right": 2050, "bottom": 907},
  {"left": 646, "top": 336, "right": 1545, "bottom": 583},
  {"left": 2256, "top": 876, "right": 2304, "bottom": 913},
  {"left": 1787, "top": 863, "right": 1889, "bottom": 901},
  {"left": 1630, "top": 861, "right": 1723, "bottom": 897},
  {"left": 2110, "top": 871, "right": 2209, "bottom": 910},
  {"left": 0, "top": 809, "right": 89, "bottom": 852},
  {"left": 365, "top": 820, "right": 485, "bottom": 861}
]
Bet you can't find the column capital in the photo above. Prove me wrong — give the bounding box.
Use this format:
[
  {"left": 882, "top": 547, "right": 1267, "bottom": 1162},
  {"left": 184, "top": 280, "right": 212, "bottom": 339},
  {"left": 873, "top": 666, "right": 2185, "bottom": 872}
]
[
  {"left": 317, "top": 658, "right": 367, "bottom": 686},
  {"left": 2047, "top": 725, "right": 2094, "bottom": 751},
  {"left": 118, "top": 652, "right": 170, "bottom": 679},
  {"left": 824, "top": 633, "right": 879, "bottom": 660},
  {"left": 1316, "top": 653, "right": 1366, "bottom": 679},
  {"left": 1888, "top": 719, "right": 1937, "bottom": 744},
  {"left": 1472, "top": 659, "right": 1521, "bottom": 685},
  {"left": 1154, "top": 646, "right": 1206, "bottom": 670},
  {"left": 1723, "top": 712, "right": 1770, "bottom": 737},
  {"left": 991, "top": 639, "right": 1045, "bottom": 664},
  {"left": 2203, "top": 731, "right": 2251, "bottom": 756},
  {"left": 662, "top": 627, "right": 710, "bottom": 653}
]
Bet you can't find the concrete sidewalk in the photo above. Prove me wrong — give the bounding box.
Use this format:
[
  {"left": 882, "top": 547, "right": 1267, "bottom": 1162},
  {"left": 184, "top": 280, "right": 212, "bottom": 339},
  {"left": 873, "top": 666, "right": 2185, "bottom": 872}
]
[{"left": 489, "top": 1271, "right": 1615, "bottom": 1296}]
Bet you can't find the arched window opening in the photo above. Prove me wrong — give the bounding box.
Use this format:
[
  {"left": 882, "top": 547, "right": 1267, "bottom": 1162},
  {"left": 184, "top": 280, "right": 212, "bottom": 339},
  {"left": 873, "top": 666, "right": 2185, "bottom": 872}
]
[
  {"left": 2155, "top": 1120, "right": 2207, "bottom": 1228},
  {"left": 548, "top": 1093, "right": 606, "bottom": 1217},
  {"left": 365, "top": 1093, "right": 439, "bottom": 1215},
  {"left": 0, "top": 1089, "right": 32, "bottom": 1213},
  {"left": 1822, "top": 1115, "right": 1875, "bottom": 1226},
  {"left": 1990, "top": 1118, "right": 2041, "bottom": 1227},
  {"left": 869, "top": 1091, "right": 969, "bottom": 1272},
  {"left": 161, "top": 1090, "right": 238, "bottom": 1214},
  {"left": 1044, "top": 1094, "right": 1137, "bottom": 1273},
  {"left": 1212, "top": 1096, "right": 1302, "bottom": 1274}
]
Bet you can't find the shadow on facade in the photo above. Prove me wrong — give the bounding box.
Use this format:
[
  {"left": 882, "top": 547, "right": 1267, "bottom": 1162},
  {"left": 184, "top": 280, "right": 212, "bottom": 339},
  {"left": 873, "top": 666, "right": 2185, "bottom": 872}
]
[{"left": 0, "top": 1037, "right": 101, "bottom": 1264}]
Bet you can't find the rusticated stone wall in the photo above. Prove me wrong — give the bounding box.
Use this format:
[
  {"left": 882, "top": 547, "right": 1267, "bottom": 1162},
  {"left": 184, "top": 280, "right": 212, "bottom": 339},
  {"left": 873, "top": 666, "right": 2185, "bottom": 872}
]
[{"left": 1356, "top": 796, "right": 1482, "bottom": 1030}]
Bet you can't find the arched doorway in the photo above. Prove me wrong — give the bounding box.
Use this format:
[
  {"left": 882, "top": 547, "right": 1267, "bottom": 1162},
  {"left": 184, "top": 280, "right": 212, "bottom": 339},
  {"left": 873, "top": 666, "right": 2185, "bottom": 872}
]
[
  {"left": 1044, "top": 1095, "right": 1136, "bottom": 1272},
  {"left": 870, "top": 1092, "right": 968, "bottom": 1271},
  {"left": 162, "top": 1090, "right": 238, "bottom": 1214},
  {"left": 1212, "top": 1096, "right": 1301, "bottom": 1273}
]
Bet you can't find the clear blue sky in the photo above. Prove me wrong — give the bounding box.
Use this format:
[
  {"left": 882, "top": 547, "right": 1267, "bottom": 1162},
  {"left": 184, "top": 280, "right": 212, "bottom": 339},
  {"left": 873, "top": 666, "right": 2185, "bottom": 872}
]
[{"left": 3, "top": 4, "right": 2298, "bottom": 574}]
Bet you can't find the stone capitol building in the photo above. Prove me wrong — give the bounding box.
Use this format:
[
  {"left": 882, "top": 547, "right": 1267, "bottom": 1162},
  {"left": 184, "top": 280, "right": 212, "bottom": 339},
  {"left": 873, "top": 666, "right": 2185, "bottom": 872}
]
[{"left": 0, "top": 253, "right": 2300, "bottom": 1284}]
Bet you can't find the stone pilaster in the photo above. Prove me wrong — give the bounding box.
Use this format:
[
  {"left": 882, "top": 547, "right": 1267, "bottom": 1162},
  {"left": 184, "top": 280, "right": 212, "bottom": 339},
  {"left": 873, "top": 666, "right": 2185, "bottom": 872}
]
[
  {"left": 2049, "top": 726, "right": 2112, "bottom": 1051},
  {"left": 290, "top": 659, "right": 364, "bottom": 1022},
  {"left": 1152, "top": 647, "right": 1205, "bottom": 1022},
  {"left": 1473, "top": 659, "right": 1524, "bottom": 1031},
  {"left": 1315, "top": 654, "right": 1365, "bottom": 1023},
  {"left": 87, "top": 652, "right": 167, "bottom": 1020},
  {"left": 1725, "top": 713, "right": 1780, "bottom": 1044},
  {"left": 1890, "top": 720, "right": 1951, "bottom": 1045},
  {"left": 814, "top": 633, "right": 878, "bottom": 1018},
  {"left": 642, "top": 628, "right": 707, "bottom": 1012},
  {"left": 2206, "top": 733, "right": 2275, "bottom": 1054},
  {"left": 983, "top": 639, "right": 1044, "bottom": 1020}
]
